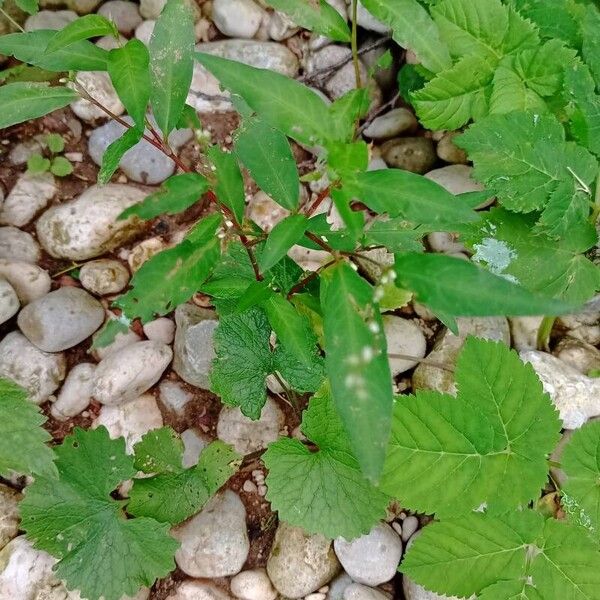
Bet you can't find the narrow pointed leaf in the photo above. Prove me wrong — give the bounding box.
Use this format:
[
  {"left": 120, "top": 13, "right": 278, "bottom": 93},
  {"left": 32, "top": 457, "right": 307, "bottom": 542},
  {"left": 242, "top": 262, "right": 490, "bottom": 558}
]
[
  {"left": 98, "top": 127, "right": 144, "bottom": 184},
  {"left": 259, "top": 214, "right": 308, "bottom": 272},
  {"left": 46, "top": 15, "right": 118, "bottom": 53},
  {"left": 207, "top": 147, "right": 246, "bottom": 224}
]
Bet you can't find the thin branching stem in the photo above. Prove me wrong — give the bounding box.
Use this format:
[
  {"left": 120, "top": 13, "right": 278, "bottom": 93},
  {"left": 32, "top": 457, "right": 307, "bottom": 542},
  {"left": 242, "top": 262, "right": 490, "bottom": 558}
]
[{"left": 351, "top": 0, "right": 363, "bottom": 89}]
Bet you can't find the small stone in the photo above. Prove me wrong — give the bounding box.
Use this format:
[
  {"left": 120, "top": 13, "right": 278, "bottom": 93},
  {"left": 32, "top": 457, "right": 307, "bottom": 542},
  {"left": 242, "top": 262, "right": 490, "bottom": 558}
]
[
  {"left": 384, "top": 316, "right": 427, "bottom": 376},
  {"left": 173, "top": 304, "right": 218, "bottom": 388},
  {"left": 401, "top": 516, "right": 419, "bottom": 542},
  {"left": 217, "top": 397, "right": 284, "bottom": 454},
  {"left": 334, "top": 523, "right": 402, "bottom": 586},
  {"left": 257, "top": 484, "right": 267, "bottom": 496},
  {"left": 174, "top": 490, "right": 249, "bottom": 578},
  {"left": 0, "top": 331, "right": 66, "bottom": 404},
  {"left": 230, "top": 568, "right": 277, "bottom": 600},
  {"left": 135, "top": 19, "right": 155, "bottom": 44},
  {"left": 356, "top": 1, "right": 390, "bottom": 33},
  {"left": 509, "top": 316, "right": 544, "bottom": 352},
  {"left": 426, "top": 231, "right": 467, "bottom": 254},
  {"left": 24, "top": 9, "right": 77, "bottom": 30},
  {"left": 0, "top": 260, "right": 50, "bottom": 304},
  {"left": 555, "top": 338, "right": 600, "bottom": 375},
  {"left": 159, "top": 380, "right": 193, "bottom": 415},
  {"left": 181, "top": 428, "right": 207, "bottom": 468},
  {"left": 8, "top": 138, "right": 45, "bottom": 165},
  {"left": 1, "top": 172, "right": 56, "bottom": 227},
  {"left": 381, "top": 138, "right": 436, "bottom": 174},
  {"left": 88, "top": 116, "right": 192, "bottom": 184},
  {"left": 0, "top": 485, "right": 21, "bottom": 551},
  {"left": 0, "top": 226, "right": 41, "bottom": 263},
  {"left": 70, "top": 0, "right": 102, "bottom": 14},
  {"left": 268, "top": 10, "right": 299, "bottom": 41},
  {"left": 79, "top": 258, "right": 130, "bottom": 295},
  {"left": 425, "top": 165, "right": 490, "bottom": 208},
  {"left": 306, "top": 594, "right": 326, "bottom": 600},
  {"left": 328, "top": 573, "right": 353, "bottom": 600},
  {"left": 94, "top": 393, "right": 163, "bottom": 452},
  {"left": 139, "top": 0, "right": 165, "bottom": 19},
  {"left": 69, "top": 70, "right": 124, "bottom": 122},
  {"left": 36, "top": 184, "right": 146, "bottom": 260},
  {"left": 248, "top": 190, "right": 290, "bottom": 232},
  {"left": 212, "top": 0, "right": 266, "bottom": 38},
  {"left": 242, "top": 480, "right": 257, "bottom": 494},
  {"left": 51, "top": 362, "right": 95, "bottom": 420},
  {"left": 413, "top": 317, "right": 510, "bottom": 394},
  {"left": 267, "top": 522, "right": 341, "bottom": 598},
  {"left": 18, "top": 287, "right": 104, "bottom": 352},
  {"left": 363, "top": 108, "right": 417, "bottom": 140},
  {"left": 95, "top": 32, "right": 127, "bottom": 49},
  {"left": 558, "top": 296, "right": 600, "bottom": 345},
  {"left": 343, "top": 584, "right": 389, "bottom": 600},
  {"left": 0, "top": 279, "right": 18, "bottom": 325},
  {"left": 93, "top": 340, "right": 173, "bottom": 405},
  {"left": 143, "top": 318, "right": 175, "bottom": 344},
  {"left": 166, "top": 581, "right": 231, "bottom": 600},
  {"left": 520, "top": 350, "right": 600, "bottom": 429},
  {"left": 403, "top": 576, "right": 462, "bottom": 600},
  {"left": 436, "top": 131, "right": 468, "bottom": 164},
  {"left": 98, "top": 0, "right": 142, "bottom": 34},
  {"left": 127, "top": 237, "right": 166, "bottom": 272}
]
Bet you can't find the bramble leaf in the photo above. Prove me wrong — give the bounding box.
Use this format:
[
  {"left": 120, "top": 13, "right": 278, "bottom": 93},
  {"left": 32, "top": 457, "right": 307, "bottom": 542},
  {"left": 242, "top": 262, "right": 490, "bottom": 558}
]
[
  {"left": 361, "top": 0, "right": 452, "bottom": 73},
  {"left": 120, "top": 173, "right": 209, "bottom": 220},
  {"left": 264, "top": 384, "right": 389, "bottom": 540},
  {"left": 582, "top": 5, "right": 600, "bottom": 87},
  {"left": 457, "top": 111, "right": 598, "bottom": 238},
  {"left": 129, "top": 428, "right": 240, "bottom": 524},
  {"left": 321, "top": 262, "right": 393, "bottom": 483},
  {"left": 0, "top": 82, "right": 78, "bottom": 129},
  {"left": 149, "top": 0, "right": 195, "bottom": 137},
  {"left": 264, "top": 0, "right": 351, "bottom": 42},
  {"left": 0, "top": 378, "right": 55, "bottom": 478},
  {"left": 114, "top": 214, "right": 221, "bottom": 322},
  {"left": 20, "top": 427, "right": 178, "bottom": 600},
  {"left": 381, "top": 337, "right": 561, "bottom": 516},
  {"left": 235, "top": 117, "right": 300, "bottom": 211}
]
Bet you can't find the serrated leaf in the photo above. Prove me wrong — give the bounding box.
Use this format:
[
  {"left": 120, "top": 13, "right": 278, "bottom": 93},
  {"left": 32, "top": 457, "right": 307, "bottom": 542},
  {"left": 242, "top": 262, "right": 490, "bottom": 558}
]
[
  {"left": 149, "top": 0, "right": 195, "bottom": 137},
  {"left": 46, "top": 14, "right": 117, "bottom": 53},
  {"left": 344, "top": 168, "right": 479, "bottom": 229},
  {"left": 264, "top": 384, "right": 388, "bottom": 540},
  {"left": 129, "top": 428, "right": 240, "bottom": 525},
  {"left": 361, "top": 0, "right": 452, "bottom": 74},
  {"left": 0, "top": 30, "right": 108, "bottom": 72},
  {"left": 207, "top": 146, "right": 246, "bottom": 225},
  {"left": 259, "top": 214, "right": 308, "bottom": 272},
  {"left": 402, "top": 511, "right": 600, "bottom": 599},
  {"left": 0, "top": 378, "right": 56, "bottom": 478},
  {"left": 120, "top": 172, "right": 209, "bottom": 220},
  {"left": 469, "top": 208, "right": 600, "bottom": 304},
  {"left": 273, "top": 340, "right": 324, "bottom": 393},
  {"left": 394, "top": 252, "right": 575, "bottom": 321},
  {"left": 235, "top": 117, "right": 300, "bottom": 211},
  {"left": 108, "top": 39, "right": 151, "bottom": 130},
  {"left": 0, "top": 82, "right": 78, "bottom": 129},
  {"left": 562, "top": 419, "right": 600, "bottom": 536},
  {"left": 114, "top": 214, "right": 221, "bottom": 322},
  {"left": 582, "top": 5, "right": 600, "bottom": 87},
  {"left": 98, "top": 127, "right": 144, "bottom": 184},
  {"left": 382, "top": 338, "right": 561, "bottom": 515},
  {"left": 20, "top": 427, "right": 178, "bottom": 600},
  {"left": 195, "top": 52, "right": 338, "bottom": 146},
  {"left": 457, "top": 111, "right": 598, "bottom": 237},
  {"left": 50, "top": 156, "right": 73, "bottom": 177},
  {"left": 321, "top": 262, "right": 393, "bottom": 483},
  {"left": 264, "top": 0, "right": 350, "bottom": 41}
]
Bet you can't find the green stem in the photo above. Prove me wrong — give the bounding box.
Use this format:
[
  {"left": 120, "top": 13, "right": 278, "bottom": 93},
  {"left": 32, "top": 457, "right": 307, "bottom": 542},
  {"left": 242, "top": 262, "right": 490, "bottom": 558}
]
[
  {"left": 351, "top": 0, "right": 362, "bottom": 89},
  {"left": 536, "top": 316, "right": 556, "bottom": 351}
]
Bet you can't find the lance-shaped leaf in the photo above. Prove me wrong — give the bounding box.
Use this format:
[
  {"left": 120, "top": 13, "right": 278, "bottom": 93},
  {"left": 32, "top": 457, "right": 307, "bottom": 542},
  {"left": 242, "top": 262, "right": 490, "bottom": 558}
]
[
  {"left": 46, "top": 14, "right": 118, "bottom": 53},
  {"left": 0, "top": 82, "right": 78, "bottom": 129},
  {"left": 149, "top": 0, "right": 195, "bottom": 137},
  {"left": 207, "top": 146, "right": 246, "bottom": 225},
  {"left": 120, "top": 173, "right": 209, "bottom": 220},
  {"left": 20, "top": 427, "right": 178, "bottom": 600},
  {"left": 264, "top": 0, "right": 350, "bottom": 41},
  {"left": 114, "top": 214, "right": 221, "bottom": 322},
  {"left": 235, "top": 117, "right": 300, "bottom": 211},
  {"left": 108, "top": 39, "right": 151, "bottom": 129},
  {"left": 14, "top": 0, "right": 38, "bottom": 15},
  {"left": 381, "top": 337, "right": 561, "bottom": 516},
  {"left": 264, "top": 385, "right": 389, "bottom": 540},
  {"left": 259, "top": 214, "right": 308, "bottom": 272},
  {"left": 98, "top": 127, "right": 144, "bottom": 184},
  {"left": 129, "top": 428, "right": 240, "bottom": 524},
  {"left": 321, "top": 262, "right": 393, "bottom": 482},
  {"left": 361, "top": 0, "right": 451, "bottom": 74}
]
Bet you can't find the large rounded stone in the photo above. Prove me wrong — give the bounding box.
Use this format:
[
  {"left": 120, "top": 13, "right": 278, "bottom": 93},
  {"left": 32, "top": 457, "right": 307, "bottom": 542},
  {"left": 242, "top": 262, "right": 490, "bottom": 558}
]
[
  {"left": 69, "top": 70, "right": 124, "bottom": 122},
  {"left": 363, "top": 108, "right": 417, "bottom": 140},
  {"left": 230, "top": 568, "right": 277, "bottom": 600},
  {"left": 384, "top": 316, "right": 427, "bottom": 376},
  {"left": 166, "top": 581, "right": 232, "bottom": 600},
  {"left": 266, "top": 522, "right": 341, "bottom": 598},
  {"left": 18, "top": 287, "right": 104, "bottom": 352},
  {"left": 0, "top": 485, "right": 21, "bottom": 551},
  {"left": 0, "top": 332, "right": 66, "bottom": 404},
  {"left": 51, "top": 362, "right": 96, "bottom": 420},
  {"left": 36, "top": 184, "right": 146, "bottom": 260},
  {"left": 0, "top": 279, "right": 19, "bottom": 326},
  {"left": 0, "top": 260, "right": 50, "bottom": 304},
  {"left": 174, "top": 490, "right": 249, "bottom": 578},
  {"left": 0, "top": 226, "right": 40, "bottom": 263},
  {"left": 93, "top": 340, "right": 173, "bottom": 405},
  {"left": 381, "top": 138, "right": 436, "bottom": 173},
  {"left": 212, "top": 0, "right": 265, "bottom": 38},
  {"left": 0, "top": 172, "right": 56, "bottom": 227},
  {"left": 79, "top": 259, "right": 130, "bottom": 295}
]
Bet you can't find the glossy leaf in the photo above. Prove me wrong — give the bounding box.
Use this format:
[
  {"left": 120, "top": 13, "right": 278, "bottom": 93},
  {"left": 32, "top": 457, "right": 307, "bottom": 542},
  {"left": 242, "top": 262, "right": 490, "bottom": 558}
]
[
  {"left": 46, "top": 15, "right": 118, "bottom": 53},
  {"left": 259, "top": 214, "right": 308, "bottom": 272},
  {"left": 98, "top": 127, "right": 144, "bottom": 184},
  {"left": 207, "top": 146, "right": 246, "bottom": 224}
]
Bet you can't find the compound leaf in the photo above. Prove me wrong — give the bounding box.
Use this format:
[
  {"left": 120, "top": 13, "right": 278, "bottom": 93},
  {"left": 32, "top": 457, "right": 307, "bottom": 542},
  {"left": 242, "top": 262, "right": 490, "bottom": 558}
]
[
  {"left": 20, "top": 427, "right": 177, "bottom": 600},
  {"left": 264, "top": 385, "right": 389, "bottom": 539}
]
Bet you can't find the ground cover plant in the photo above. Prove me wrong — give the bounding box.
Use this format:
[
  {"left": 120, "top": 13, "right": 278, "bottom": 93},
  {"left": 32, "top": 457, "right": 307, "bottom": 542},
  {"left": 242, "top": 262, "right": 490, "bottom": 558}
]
[{"left": 1, "top": 0, "right": 600, "bottom": 598}]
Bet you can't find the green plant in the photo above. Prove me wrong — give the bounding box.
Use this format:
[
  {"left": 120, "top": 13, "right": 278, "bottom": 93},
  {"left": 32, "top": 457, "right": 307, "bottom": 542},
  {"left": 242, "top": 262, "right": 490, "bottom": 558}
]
[
  {"left": 2, "top": 0, "right": 600, "bottom": 598},
  {"left": 26, "top": 132, "right": 74, "bottom": 176}
]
